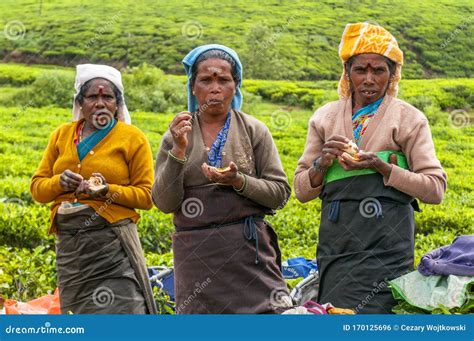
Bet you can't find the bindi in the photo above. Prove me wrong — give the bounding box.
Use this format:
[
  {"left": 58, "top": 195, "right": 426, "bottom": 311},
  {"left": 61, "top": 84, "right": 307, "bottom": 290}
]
[{"left": 209, "top": 66, "right": 222, "bottom": 76}]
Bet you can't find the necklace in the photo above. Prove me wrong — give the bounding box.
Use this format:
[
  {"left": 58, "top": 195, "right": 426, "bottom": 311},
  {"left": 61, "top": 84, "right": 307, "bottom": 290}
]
[
  {"left": 198, "top": 113, "right": 228, "bottom": 152},
  {"left": 78, "top": 121, "right": 85, "bottom": 143},
  {"left": 197, "top": 115, "right": 212, "bottom": 151}
]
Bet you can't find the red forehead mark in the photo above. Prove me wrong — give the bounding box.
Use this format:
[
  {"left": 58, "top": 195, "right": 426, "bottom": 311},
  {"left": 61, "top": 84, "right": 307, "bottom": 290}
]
[{"left": 98, "top": 86, "right": 104, "bottom": 95}]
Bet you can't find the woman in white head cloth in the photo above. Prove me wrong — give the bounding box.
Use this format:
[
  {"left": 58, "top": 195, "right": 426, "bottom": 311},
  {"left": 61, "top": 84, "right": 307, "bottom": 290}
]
[{"left": 30, "top": 64, "right": 157, "bottom": 314}]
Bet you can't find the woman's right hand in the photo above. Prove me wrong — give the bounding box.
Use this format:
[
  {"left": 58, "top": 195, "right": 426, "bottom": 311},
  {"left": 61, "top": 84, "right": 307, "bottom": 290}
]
[
  {"left": 169, "top": 112, "right": 193, "bottom": 159},
  {"left": 319, "top": 135, "right": 351, "bottom": 168},
  {"left": 59, "top": 169, "right": 83, "bottom": 192}
]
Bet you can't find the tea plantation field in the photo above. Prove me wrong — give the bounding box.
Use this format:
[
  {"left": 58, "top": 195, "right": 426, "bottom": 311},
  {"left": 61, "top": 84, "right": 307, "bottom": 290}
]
[{"left": 0, "top": 63, "right": 472, "bottom": 310}]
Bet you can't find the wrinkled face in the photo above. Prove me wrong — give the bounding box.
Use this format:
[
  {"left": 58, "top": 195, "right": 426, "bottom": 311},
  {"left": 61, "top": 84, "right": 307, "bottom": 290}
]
[
  {"left": 192, "top": 58, "right": 236, "bottom": 116},
  {"left": 79, "top": 78, "right": 118, "bottom": 128},
  {"left": 347, "top": 54, "right": 392, "bottom": 106}
]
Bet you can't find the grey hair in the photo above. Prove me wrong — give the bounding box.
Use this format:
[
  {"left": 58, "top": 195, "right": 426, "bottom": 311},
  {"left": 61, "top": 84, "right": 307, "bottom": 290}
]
[
  {"left": 191, "top": 49, "right": 241, "bottom": 86},
  {"left": 75, "top": 78, "right": 123, "bottom": 106}
]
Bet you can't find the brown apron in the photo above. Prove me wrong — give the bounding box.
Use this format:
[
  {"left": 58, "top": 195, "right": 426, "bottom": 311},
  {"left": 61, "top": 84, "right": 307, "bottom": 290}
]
[
  {"left": 55, "top": 206, "right": 157, "bottom": 314},
  {"left": 172, "top": 184, "right": 289, "bottom": 314}
]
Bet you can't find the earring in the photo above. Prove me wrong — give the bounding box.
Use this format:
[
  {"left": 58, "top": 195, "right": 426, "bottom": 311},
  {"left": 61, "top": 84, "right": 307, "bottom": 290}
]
[{"left": 80, "top": 106, "right": 83, "bottom": 111}]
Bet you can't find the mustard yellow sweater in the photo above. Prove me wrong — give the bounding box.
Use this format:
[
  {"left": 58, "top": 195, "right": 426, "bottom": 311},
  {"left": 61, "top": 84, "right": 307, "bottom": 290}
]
[{"left": 30, "top": 120, "right": 153, "bottom": 233}]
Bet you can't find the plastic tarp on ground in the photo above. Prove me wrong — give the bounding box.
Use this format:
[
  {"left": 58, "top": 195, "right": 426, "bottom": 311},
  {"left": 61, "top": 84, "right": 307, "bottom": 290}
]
[
  {"left": 389, "top": 270, "right": 474, "bottom": 311},
  {"left": 4, "top": 288, "right": 61, "bottom": 314}
]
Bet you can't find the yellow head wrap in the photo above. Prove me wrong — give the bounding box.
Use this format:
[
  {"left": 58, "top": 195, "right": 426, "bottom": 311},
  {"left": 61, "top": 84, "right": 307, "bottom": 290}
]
[{"left": 338, "top": 22, "right": 404, "bottom": 99}]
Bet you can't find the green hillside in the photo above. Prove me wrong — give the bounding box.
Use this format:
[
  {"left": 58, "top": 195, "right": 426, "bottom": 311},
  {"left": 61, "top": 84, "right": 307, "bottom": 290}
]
[{"left": 1, "top": 0, "right": 473, "bottom": 80}]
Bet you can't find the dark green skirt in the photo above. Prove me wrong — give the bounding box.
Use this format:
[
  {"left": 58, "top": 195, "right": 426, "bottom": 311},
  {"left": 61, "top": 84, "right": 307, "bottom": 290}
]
[
  {"left": 317, "top": 174, "right": 415, "bottom": 314},
  {"left": 55, "top": 206, "right": 156, "bottom": 314}
]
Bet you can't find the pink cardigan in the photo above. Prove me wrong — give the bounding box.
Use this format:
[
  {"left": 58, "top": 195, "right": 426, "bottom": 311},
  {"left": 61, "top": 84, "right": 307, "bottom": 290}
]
[{"left": 294, "top": 95, "right": 447, "bottom": 204}]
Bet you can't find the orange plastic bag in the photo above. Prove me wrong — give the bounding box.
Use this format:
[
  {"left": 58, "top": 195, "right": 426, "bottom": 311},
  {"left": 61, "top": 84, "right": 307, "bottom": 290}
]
[{"left": 5, "top": 288, "right": 61, "bottom": 314}]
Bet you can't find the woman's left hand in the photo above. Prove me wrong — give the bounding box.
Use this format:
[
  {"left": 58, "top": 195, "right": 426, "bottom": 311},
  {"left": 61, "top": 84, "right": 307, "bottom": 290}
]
[
  {"left": 201, "top": 161, "right": 244, "bottom": 188},
  {"left": 339, "top": 151, "right": 397, "bottom": 177}
]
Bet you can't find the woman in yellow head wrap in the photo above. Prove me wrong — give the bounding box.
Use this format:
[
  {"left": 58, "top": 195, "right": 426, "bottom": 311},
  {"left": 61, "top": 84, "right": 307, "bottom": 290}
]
[{"left": 294, "top": 23, "right": 447, "bottom": 313}]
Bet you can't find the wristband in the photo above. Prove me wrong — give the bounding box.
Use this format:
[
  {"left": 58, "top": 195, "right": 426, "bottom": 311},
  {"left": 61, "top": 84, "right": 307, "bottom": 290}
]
[{"left": 168, "top": 150, "right": 187, "bottom": 164}]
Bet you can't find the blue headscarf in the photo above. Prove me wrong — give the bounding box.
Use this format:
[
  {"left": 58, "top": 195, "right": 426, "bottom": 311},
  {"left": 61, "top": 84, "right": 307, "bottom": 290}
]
[{"left": 182, "top": 44, "right": 243, "bottom": 113}]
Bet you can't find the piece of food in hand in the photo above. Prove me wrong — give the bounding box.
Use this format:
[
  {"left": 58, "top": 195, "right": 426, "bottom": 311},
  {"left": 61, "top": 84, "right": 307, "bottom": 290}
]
[
  {"left": 215, "top": 166, "right": 231, "bottom": 173},
  {"left": 208, "top": 166, "right": 232, "bottom": 173},
  {"left": 342, "top": 140, "right": 360, "bottom": 160},
  {"left": 87, "top": 176, "right": 106, "bottom": 193},
  {"left": 327, "top": 307, "right": 356, "bottom": 315}
]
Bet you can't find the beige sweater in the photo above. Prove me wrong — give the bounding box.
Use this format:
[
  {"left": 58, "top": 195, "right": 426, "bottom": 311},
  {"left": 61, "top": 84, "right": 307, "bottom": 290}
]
[
  {"left": 294, "top": 95, "right": 447, "bottom": 204},
  {"left": 153, "top": 110, "right": 291, "bottom": 214}
]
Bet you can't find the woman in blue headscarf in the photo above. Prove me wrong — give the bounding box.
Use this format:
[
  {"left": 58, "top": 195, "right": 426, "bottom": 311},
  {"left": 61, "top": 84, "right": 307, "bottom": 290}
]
[{"left": 152, "top": 44, "right": 291, "bottom": 314}]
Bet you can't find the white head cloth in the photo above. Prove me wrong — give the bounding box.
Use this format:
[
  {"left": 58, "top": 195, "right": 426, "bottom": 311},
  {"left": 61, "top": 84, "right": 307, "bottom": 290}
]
[{"left": 72, "top": 64, "right": 131, "bottom": 124}]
